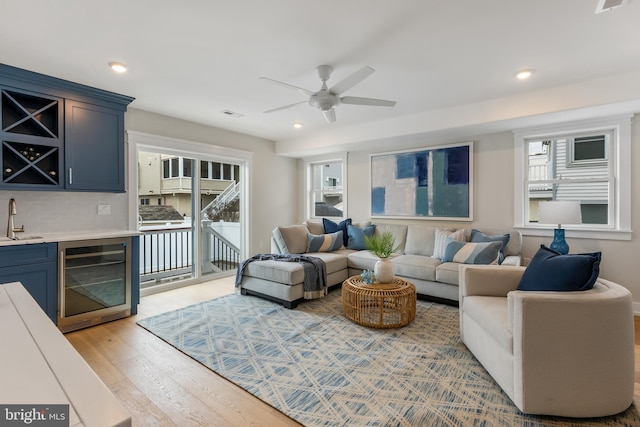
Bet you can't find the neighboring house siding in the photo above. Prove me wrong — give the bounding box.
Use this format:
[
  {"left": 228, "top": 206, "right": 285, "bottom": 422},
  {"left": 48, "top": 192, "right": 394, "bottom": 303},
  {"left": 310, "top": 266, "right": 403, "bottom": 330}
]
[{"left": 554, "top": 140, "right": 608, "bottom": 203}]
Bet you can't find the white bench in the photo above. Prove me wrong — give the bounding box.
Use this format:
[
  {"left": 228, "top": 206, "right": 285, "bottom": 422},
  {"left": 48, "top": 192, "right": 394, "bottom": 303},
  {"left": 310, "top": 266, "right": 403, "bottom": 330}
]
[{"left": 0, "top": 282, "right": 131, "bottom": 427}]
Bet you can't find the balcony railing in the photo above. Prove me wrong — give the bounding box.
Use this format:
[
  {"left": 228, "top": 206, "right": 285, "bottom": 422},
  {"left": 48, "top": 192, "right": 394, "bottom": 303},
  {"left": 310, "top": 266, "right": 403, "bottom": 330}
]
[
  {"left": 139, "top": 224, "right": 239, "bottom": 287},
  {"left": 528, "top": 164, "right": 553, "bottom": 191}
]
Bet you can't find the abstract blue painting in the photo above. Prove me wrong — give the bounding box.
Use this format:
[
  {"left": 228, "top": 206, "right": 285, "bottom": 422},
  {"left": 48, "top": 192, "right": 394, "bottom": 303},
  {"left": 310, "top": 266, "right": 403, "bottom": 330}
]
[{"left": 371, "top": 142, "right": 472, "bottom": 220}]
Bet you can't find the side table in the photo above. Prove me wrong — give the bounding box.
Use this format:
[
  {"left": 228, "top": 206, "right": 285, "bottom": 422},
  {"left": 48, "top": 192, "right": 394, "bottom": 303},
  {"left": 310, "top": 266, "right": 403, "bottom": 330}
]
[{"left": 342, "top": 276, "right": 416, "bottom": 328}]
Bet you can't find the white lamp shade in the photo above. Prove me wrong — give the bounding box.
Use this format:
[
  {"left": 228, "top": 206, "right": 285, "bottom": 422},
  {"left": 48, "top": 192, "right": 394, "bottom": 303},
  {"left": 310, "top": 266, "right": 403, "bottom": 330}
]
[{"left": 538, "top": 201, "right": 582, "bottom": 227}]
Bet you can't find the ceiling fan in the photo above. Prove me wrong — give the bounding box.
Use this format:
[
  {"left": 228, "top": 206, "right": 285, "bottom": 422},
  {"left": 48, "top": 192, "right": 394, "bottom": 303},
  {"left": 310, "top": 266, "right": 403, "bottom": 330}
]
[{"left": 260, "top": 65, "right": 397, "bottom": 123}]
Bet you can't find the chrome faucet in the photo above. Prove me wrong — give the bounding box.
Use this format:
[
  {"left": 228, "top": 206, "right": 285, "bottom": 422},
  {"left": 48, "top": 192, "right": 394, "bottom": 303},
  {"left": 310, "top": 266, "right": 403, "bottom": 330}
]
[{"left": 7, "top": 198, "right": 24, "bottom": 240}]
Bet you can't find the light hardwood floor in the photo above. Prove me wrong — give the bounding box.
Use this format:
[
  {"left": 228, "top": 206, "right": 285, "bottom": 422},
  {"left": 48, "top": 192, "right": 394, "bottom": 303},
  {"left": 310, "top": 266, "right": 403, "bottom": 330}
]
[{"left": 66, "top": 277, "right": 640, "bottom": 426}]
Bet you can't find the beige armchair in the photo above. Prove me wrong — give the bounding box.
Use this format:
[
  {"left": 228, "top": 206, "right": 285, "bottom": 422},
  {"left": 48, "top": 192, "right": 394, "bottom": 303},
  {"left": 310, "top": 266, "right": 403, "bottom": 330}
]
[{"left": 459, "top": 265, "right": 635, "bottom": 417}]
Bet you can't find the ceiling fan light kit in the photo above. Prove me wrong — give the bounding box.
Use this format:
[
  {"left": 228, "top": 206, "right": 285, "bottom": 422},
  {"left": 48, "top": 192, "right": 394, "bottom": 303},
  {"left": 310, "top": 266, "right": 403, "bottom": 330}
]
[{"left": 261, "top": 65, "right": 397, "bottom": 123}]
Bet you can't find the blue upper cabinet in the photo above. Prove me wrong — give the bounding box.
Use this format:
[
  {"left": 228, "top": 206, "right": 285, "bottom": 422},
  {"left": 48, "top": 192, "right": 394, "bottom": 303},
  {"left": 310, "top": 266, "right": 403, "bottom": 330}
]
[
  {"left": 0, "top": 63, "right": 134, "bottom": 192},
  {"left": 65, "top": 100, "right": 126, "bottom": 191}
]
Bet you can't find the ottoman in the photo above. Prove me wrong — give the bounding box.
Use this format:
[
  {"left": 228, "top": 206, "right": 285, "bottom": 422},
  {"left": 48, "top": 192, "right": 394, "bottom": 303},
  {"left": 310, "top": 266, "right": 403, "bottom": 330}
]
[{"left": 239, "top": 251, "right": 350, "bottom": 308}]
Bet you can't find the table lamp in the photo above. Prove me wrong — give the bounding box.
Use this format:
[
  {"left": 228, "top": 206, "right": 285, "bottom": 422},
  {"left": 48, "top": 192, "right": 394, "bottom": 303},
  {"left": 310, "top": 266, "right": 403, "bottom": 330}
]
[{"left": 537, "top": 201, "right": 582, "bottom": 254}]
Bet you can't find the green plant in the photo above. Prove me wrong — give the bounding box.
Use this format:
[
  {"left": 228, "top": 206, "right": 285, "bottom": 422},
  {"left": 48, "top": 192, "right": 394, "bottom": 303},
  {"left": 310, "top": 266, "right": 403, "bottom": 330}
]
[{"left": 364, "top": 231, "right": 397, "bottom": 259}]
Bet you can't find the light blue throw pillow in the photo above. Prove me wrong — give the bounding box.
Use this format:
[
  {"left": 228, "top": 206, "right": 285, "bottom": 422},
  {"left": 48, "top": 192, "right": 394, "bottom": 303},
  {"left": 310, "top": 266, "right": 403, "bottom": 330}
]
[
  {"left": 442, "top": 237, "right": 502, "bottom": 264},
  {"left": 346, "top": 224, "right": 376, "bottom": 250},
  {"left": 470, "top": 229, "right": 510, "bottom": 264},
  {"left": 307, "top": 231, "right": 343, "bottom": 252}
]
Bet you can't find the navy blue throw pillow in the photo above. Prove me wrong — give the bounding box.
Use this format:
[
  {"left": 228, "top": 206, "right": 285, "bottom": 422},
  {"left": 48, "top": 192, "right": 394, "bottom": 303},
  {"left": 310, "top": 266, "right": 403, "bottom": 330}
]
[
  {"left": 323, "top": 218, "right": 352, "bottom": 247},
  {"left": 517, "top": 245, "right": 601, "bottom": 292}
]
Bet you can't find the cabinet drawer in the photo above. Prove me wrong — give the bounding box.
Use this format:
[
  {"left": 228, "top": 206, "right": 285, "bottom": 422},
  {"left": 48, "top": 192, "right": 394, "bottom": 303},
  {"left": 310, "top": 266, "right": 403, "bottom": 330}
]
[{"left": 0, "top": 243, "right": 57, "bottom": 268}]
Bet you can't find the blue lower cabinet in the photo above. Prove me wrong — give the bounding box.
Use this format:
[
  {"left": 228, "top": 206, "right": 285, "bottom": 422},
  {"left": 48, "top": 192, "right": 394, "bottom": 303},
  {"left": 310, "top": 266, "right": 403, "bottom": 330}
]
[{"left": 0, "top": 243, "right": 57, "bottom": 323}]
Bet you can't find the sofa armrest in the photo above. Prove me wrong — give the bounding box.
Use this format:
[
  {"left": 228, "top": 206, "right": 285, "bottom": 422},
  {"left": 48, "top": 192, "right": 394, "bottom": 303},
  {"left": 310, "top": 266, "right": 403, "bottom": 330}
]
[
  {"left": 270, "top": 237, "right": 284, "bottom": 254},
  {"left": 459, "top": 265, "right": 524, "bottom": 299},
  {"left": 508, "top": 280, "right": 635, "bottom": 416}
]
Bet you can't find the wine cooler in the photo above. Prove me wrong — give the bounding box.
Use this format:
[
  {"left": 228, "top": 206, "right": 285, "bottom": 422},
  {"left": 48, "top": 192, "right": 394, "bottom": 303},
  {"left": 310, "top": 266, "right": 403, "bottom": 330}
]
[{"left": 57, "top": 237, "right": 132, "bottom": 333}]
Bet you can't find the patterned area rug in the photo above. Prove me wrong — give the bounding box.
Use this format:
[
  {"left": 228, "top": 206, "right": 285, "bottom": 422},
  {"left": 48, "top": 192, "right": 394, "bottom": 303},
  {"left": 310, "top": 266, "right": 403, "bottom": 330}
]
[{"left": 137, "top": 290, "right": 639, "bottom": 426}]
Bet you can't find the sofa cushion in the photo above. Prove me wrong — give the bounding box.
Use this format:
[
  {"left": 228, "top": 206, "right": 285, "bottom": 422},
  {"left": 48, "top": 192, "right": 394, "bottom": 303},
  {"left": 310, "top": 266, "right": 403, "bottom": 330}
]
[
  {"left": 435, "top": 262, "right": 462, "bottom": 285},
  {"left": 273, "top": 224, "right": 309, "bottom": 254},
  {"left": 404, "top": 224, "right": 436, "bottom": 257},
  {"left": 432, "top": 228, "right": 467, "bottom": 259},
  {"left": 304, "top": 218, "right": 325, "bottom": 235},
  {"left": 306, "top": 231, "right": 343, "bottom": 253},
  {"left": 346, "top": 224, "right": 376, "bottom": 250},
  {"left": 443, "top": 238, "right": 502, "bottom": 265},
  {"left": 517, "top": 245, "right": 602, "bottom": 292},
  {"left": 463, "top": 296, "right": 513, "bottom": 352},
  {"left": 243, "top": 259, "right": 306, "bottom": 285},
  {"left": 375, "top": 223, "right": 408, "bottom": 254},
  {"left": 478, "top": 228, "right": 522, "bottom": 257},
  {"left": 347, "top": 250, "right": 380, "bottom": 271},
  {"left": 470, "top": 229, "right": 510, "bottom": 264},
  {"left": 391, "top": 254, "right": 439, "bottom": 282},
  {"left": 323, "top": 218, "right": 352, "bottom": 246},
  {"left": 304, "top": 252, "right": 348, "bottom": 275}
]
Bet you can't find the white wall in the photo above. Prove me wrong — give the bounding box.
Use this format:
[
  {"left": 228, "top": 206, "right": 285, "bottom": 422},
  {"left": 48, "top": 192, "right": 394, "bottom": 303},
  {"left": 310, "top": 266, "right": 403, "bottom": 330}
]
[
  {"left": 125, "top": 108, "right": 298, "bottom": 255},
  {"left": 326, "top": 121, "right": 640, "bottom": 303}
]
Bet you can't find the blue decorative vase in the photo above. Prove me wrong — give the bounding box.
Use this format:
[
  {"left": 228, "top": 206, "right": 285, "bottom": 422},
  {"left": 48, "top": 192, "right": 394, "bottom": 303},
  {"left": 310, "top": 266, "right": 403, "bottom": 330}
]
[
  {"left": 360, "top": 269, "right": 374, "bottom": 284},
  {"left": 549, "top": 228, "right": 569, "bottom": 255}
]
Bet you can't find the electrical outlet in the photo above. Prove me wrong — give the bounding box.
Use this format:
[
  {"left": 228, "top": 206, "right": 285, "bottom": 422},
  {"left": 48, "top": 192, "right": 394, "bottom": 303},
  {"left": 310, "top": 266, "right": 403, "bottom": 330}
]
[{"left": 98, "top": 204, "right": 111, "bottom": 215}]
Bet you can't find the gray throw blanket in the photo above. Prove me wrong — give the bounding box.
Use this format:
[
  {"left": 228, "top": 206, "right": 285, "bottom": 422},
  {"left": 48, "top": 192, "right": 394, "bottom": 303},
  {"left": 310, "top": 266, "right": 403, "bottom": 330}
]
[{"left": 235, "top": 253, "right": 327, "bottom": 300}]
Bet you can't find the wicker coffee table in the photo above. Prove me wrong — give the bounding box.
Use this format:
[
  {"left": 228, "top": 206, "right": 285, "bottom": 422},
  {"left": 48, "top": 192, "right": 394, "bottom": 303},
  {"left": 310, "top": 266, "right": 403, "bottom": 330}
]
[{"left": 342, "top": 276, "right": 416, "bottom": 328}]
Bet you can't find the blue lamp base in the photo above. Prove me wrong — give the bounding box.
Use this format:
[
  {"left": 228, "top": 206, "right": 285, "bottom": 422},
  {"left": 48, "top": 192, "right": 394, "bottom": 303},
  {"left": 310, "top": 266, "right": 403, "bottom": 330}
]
[{"left": 549, "top": 228, "right": 569, "bottom": 255}]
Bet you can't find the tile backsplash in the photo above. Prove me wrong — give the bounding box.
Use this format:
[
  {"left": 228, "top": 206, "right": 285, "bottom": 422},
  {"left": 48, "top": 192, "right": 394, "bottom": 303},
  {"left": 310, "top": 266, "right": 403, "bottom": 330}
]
[{"left": 0, "top": 191, "right": 129, "bottom": 234}]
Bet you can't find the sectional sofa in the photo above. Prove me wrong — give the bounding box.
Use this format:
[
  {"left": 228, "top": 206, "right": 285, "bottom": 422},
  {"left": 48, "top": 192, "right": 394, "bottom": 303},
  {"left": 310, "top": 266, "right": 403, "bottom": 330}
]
[{"left": 237, "top": 219, "right": 522, "bottom": 308}]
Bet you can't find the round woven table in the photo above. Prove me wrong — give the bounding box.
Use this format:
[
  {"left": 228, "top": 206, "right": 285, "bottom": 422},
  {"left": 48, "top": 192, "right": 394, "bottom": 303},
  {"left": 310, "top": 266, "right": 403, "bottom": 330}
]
[{"left": 342, "top": 276, "right": 416, "bottom": 328}]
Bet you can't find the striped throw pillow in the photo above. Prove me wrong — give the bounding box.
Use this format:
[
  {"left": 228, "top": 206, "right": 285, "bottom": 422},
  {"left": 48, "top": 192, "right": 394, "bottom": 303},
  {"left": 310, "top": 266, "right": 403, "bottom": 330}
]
[
  {"left": 306, "top": 231, "right": 343, "bottom": 253},
  {"left": 442, "top": 238, "right": 502, "bottom": 264}
]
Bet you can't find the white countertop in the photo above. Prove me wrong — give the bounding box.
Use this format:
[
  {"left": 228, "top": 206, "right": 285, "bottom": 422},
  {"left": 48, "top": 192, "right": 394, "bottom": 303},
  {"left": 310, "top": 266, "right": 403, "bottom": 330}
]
[
  {"left": 0, "top": 282, "right": 132, "bottom": 426},
  {"left": 0, "top": 230, "right": 142, "bottom": 246}
]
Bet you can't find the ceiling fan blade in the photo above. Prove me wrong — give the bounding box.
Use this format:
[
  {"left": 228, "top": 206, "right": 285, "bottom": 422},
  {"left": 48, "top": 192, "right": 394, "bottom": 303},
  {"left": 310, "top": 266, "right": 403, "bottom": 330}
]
[
  {"left": 340, "top": 96, "right": 397, "bottom": 107},
  {"left": 329, "top": 66, "right": 375, "bottom": 95},
  {"left": 263, "top": 101, "right": 308, "bottom": 114},
  {"left": 322, "top": 108, "right": 336, "bottom": 123},
  {"left": 259, "top": 77, "right": 314, "bottom": 96}
]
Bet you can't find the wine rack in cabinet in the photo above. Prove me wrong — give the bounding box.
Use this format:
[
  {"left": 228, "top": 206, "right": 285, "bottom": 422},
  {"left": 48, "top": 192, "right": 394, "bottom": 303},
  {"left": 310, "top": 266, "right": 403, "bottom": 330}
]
[{"left": 1, "top": 88, "right": 63, "bottom": 188}]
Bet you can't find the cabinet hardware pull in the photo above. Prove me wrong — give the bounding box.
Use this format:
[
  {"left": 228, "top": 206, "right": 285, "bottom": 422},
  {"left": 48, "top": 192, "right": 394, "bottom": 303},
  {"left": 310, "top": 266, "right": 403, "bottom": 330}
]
[{"left": 69, "top": 168, "right": 73, "bottom": 185}]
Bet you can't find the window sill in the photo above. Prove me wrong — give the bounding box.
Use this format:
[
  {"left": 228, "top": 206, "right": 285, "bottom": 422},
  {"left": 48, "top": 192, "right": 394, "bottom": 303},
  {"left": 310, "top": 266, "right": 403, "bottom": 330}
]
[{"left": 516, "top": 226, "right": 632, "bottom": 241}]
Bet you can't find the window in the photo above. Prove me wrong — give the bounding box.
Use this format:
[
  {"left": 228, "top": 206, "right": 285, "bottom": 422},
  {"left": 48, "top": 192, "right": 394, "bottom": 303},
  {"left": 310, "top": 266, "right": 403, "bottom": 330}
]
[
  {"left": 162, "top": 158, "right": 179, "bottom": 178},
  {"left": 570, "top": 134, "right": 608, "bottom": 164},
  {"left": 199, "top": 161, "right": 236, "bottom": 180},
  {"left": 183, "top": 158, "right": 193, "bottom": 177},
  {"left": 200, "top": 161, "right": 209, "bottom": 179},
  {"left": 213, "top": 162, "right": 222, "bottom": 179},
  {"left": 305, "top": 154, "right": 347, "bottom": 219},
  {"left": 525, "top": 135, "right": 610, "bottom": 225},
  {"left": 140, "top": 198, "right": 149, "bottom": 205},
  {"left": 514, "top": 116, "right": 631, "bottom": 240}
]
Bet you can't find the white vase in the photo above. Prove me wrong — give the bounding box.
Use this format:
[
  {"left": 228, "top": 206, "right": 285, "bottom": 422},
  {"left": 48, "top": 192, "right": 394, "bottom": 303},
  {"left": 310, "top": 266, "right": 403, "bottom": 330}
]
[{"left": 374, "top": 258, "right": 395, "bottom": 283}]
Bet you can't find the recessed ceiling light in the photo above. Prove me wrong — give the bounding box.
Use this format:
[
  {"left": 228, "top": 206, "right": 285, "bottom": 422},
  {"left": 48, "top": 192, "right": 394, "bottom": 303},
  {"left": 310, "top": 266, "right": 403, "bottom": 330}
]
[
  {"left": 109, "top": 62, "right": 128, "bottom": 73},
  {"left": 293, "top": 123, "right": 303, "bottom": 129},
  {"left": 516, "top": 69, "right": 534, "bottom": 80}
]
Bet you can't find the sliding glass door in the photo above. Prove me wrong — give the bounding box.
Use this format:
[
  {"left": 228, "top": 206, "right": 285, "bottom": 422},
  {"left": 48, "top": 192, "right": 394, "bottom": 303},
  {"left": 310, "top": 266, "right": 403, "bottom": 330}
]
[{"left": 136, "top": 148, "right": 243, "bottom": 290}]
